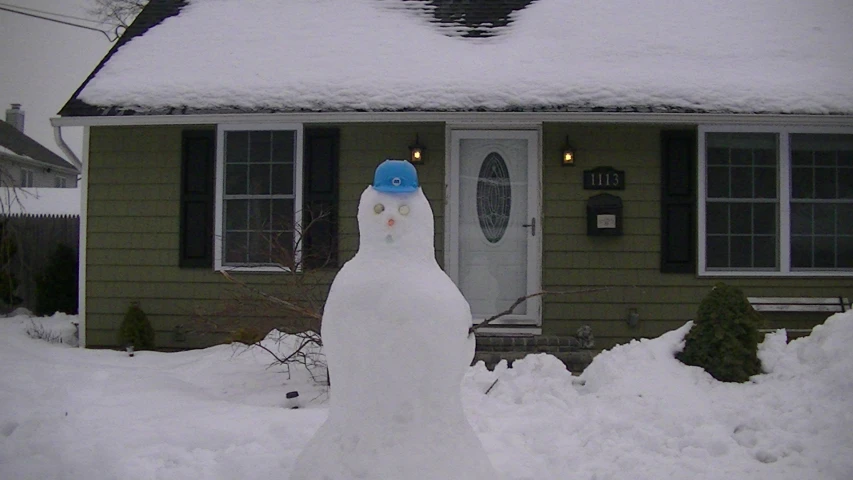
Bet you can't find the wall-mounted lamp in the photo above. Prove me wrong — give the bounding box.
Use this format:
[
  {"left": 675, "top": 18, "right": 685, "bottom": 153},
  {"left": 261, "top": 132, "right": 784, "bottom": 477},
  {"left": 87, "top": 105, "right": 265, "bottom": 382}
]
[
  {"left": 561, "top": 136, "right": 575, "bottom": 166},
  {"left": 409, "top": 135, "right": 426, "bottom": 164}
]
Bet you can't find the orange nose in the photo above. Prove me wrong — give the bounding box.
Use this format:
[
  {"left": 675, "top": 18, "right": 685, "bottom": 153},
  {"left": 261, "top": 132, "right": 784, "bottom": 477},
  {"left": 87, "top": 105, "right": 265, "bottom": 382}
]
[{"left": 387, "top": 218, "right": 395, "bottom": 227}]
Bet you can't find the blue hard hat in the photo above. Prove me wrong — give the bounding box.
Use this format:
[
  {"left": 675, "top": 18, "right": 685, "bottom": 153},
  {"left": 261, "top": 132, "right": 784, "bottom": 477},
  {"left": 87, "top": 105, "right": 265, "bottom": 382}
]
[{"left": 372, "top": 159, "right": 419, "bottom": 193}]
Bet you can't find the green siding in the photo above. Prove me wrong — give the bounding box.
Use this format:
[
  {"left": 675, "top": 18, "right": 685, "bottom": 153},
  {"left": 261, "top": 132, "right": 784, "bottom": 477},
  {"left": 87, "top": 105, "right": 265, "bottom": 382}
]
[
  {"left": 540, "top": 123, "right": 852, "bottom": 349},
  {"left": 85, "top": 124, "right": 445, "bottom": 349},
  {"left": 85, "top": 123, "right": 851, "bottom": 352}
]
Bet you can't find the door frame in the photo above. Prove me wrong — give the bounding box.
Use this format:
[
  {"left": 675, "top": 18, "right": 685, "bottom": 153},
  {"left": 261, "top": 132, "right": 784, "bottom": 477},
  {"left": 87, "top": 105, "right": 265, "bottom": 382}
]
[{"left": 445, "top": 126, "right": 543, "bottom": 329}]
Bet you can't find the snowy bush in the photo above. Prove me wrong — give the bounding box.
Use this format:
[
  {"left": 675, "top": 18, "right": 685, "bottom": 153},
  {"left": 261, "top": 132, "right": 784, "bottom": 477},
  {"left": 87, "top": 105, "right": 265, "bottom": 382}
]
[
  {"left": 676, "top": 283, "right": 764, "bottom": 382},
  {"left": 118, "top": 302, "right": 155, "bottom": 351}
]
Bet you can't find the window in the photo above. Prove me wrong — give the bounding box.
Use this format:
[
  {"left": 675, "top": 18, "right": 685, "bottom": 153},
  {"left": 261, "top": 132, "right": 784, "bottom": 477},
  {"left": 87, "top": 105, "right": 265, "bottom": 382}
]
[
  {"left": 55, "top": 176, "right": 67, "bottom": 188},
  {"left": 699, "top": 127, "right": 853, "bottom": 276},
  {"left": 20, "top": 168, "right": 34, "bottom": 188},
  {"left": 215, "top": 125, "right": 303, "bottom": 271}
]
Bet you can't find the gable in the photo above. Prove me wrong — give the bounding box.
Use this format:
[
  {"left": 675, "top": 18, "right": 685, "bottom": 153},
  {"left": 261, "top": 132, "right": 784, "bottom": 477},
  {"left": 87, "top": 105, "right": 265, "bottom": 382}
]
[{"left": 61, "top": 0, "right": 853, "bottom": 117}]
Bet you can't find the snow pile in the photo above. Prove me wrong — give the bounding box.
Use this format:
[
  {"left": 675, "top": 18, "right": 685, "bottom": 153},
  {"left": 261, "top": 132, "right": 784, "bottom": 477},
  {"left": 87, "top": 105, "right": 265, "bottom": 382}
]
[
  {"left": 77, "top": 0, "right": 853, "bottom": 114},
  {"left": 2, "top": 310, "right": 853, "bottom": 479}
]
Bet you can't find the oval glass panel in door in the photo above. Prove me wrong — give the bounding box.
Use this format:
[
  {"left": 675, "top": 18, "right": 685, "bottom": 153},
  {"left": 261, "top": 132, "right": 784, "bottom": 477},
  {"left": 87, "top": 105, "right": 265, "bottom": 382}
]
[{"left": 476, "top": 152, "right": 511, "bottom": 243}]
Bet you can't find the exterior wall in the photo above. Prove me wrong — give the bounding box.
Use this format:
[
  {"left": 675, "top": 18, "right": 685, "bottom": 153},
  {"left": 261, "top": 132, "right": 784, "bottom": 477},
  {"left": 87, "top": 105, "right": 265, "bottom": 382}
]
[
  {"left": 540, "top": 123, "right": 851, "bottom": 349},
  {"left": 86, "top": 122, "right": 850, "bottom": 352},
  {"left": 85, "top": 124, "right": 444, "bottom": 349},
  {"left": 0, "top": 156, "right": 78, "bottom": 188}
]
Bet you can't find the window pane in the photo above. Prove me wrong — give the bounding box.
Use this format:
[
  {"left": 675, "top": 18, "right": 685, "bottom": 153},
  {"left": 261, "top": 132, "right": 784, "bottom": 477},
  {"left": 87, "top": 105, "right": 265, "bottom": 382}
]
[
  {"left": 225, "top": 200, "right": 248, "bottom": 230},
  {"left": 754, "top": 236, "right": 776, "bottom": 268},
  {"left": 706, "top": 203, "right": 728, "bottom": 234},
  {"left": 707, "top": 236, "right": 728, "bottom": 268},
  {"left": 814, "top": 204, "right": 835, "bottom": 235},
  {"left": 707, "top": 167, "right": 729, "bottom": 198},
  {"left": 754, "top": 167, "right": 776, "bottom": 198},
  {"left": 754, "top": 148, "right": 775, "bottom": 165},
  {"left": 249, "top": 199, "right": 271, "bottom": 230},
  {"left": 225, "top": 232, "right": 248, "bottom": 264},
  {"left": 731, "top": 148, "right": 752, "bottom": 166},
  {"left": 271, "top": 199, "right": 295, "bottom": 229},
  {"left": 247, "top": 232, "right": 270, "bottom": 264},
  {"left": 272, "top": 131, "right": 295, "bottom": 162},
  {"left": 753, "top": 203, "right": 775, "bottom": 235},
  {"left": 249, "top": 164, "right": 271, "bottom": 195},
  {"left": 839, "top": 237, "right": 853, "bottom": 268},
  {"left": 730, "top": 167, "right": 752, "bottom": 198},
  {"left": 226, "top": 132, "right": 248, "bottom": 164},
  {"left": 815, "top": 168, "right": 836, "bottom": 199},
  {"left": 271, "top": 163, "right": 294, "bottom": 195},
  {"left": 249, "top": 131, "right": 271, "bottom": 163},
  {"left": 225, "top": 164, "right": 247, "bottom": 195},
  {"left": 792, "top": 150, "right": 812, "bottom": 166},
  {"left": 791, "top": 236, "right": 812, "bottom": 268},
  {"left": 791, "top": 167, "right": 814, "bottom": 199},
  {"left": 814, "top": 237, "right": 835, "bottom": 268},
  {"left": 707, "top": 147, "right": 728, "bottom": 165},
  {"left": 839, "top": 168, "right": 853, "bottom": 198},
  {"left": 814, "top": 151, "right": 835, "bottom": 167},
  {"left": 839, "top": 205, "right": 853, "bottom": 235},
  {"left": 790, "top": 204, "right": 812, "bottom": 235},
  {"left": 730, "top": 203, "right": 751, "bottom": 234},
  {"left": 730, "top": 236, "right": 751, "bottom": 267}
]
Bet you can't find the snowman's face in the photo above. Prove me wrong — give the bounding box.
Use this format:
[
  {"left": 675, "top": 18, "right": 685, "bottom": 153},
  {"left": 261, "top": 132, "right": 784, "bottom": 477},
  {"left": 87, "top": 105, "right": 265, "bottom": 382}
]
[{"left": 357, "top": 186, "right": 434, "bottom": 254}]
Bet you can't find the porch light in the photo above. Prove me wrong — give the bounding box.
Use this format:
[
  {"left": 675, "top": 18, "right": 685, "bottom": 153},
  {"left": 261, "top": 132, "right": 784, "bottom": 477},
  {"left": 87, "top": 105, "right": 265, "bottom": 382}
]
[
  {"left": 561, "top": 136, "right": 575, "bottom": 166},
  {"left": 409, "top": 135, "right": 426, "bottom": 164}
]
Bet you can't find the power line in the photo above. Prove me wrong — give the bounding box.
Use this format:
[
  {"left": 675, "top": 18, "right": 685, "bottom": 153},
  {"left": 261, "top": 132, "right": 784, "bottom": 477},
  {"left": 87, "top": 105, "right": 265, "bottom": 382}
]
[
  {"left": 0, "top": 2, "right": 109, "bottom": 27},
  {"left": 0, "top": 4, "right": 116, "bottom": 41}
]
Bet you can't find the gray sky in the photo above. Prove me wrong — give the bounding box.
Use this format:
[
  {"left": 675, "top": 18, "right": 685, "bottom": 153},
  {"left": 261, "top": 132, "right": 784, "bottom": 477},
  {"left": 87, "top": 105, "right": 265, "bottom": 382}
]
[{"left": 0, "top": 0, "right": 113, "bottom": 160}]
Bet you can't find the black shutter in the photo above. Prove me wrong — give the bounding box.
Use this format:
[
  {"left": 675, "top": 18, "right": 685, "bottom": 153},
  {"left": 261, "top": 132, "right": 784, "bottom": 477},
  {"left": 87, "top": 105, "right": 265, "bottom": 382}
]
[
  {"left": 180, "top": 130, "right": 215, "bottom": 268},
  {"left": 303, "top": 128, "right": 339, "bottom": 268},
  {"left": 660, "top": 130, "right": 697, "bottom": 273}
]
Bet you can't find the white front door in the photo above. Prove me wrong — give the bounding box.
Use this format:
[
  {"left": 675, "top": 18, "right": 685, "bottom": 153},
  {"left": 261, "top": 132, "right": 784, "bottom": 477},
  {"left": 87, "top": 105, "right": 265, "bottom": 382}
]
[{"left": 447, "top": 130, "right": 541, "bottom": 326}]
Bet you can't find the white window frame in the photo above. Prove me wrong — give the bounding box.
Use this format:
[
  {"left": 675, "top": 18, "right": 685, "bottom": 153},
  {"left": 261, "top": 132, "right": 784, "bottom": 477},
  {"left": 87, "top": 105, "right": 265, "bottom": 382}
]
[
  {"left": 20, "top": 168, "right": 34, "bottom": 188},
  {"left": 214, "top": 123, "right": 304, "bottom": 272},
  {"left": 698, "top": 124, "right": 853, "bottom": 277}
]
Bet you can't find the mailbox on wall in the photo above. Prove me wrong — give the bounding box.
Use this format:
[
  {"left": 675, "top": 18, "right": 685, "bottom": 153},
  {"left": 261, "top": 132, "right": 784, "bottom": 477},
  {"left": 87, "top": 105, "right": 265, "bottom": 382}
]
[{"left": 587, "top": 193, "right": 623, "bottom": 236}]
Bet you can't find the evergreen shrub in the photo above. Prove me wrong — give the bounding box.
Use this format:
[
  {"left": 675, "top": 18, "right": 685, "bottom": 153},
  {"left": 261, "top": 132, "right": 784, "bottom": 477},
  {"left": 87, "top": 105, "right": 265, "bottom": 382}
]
[
  {"left": 676, "top": 282, "right": 764, "bottom": 382},
  {"left": 35, "top": 243, "right": 79, "bottom": 315},
  {"left": 118, "top": 302, "right": 155, "bottom": 350}
]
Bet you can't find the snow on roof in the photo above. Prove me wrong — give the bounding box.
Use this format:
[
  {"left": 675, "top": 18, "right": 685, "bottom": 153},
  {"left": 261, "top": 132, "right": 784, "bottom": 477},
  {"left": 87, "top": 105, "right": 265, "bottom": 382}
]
[
  {"left": 1, "top": 188, "right": 81, "bottom": 216},
  {"left": 76, "top": 0, "right": 853, "bottom": 115}
]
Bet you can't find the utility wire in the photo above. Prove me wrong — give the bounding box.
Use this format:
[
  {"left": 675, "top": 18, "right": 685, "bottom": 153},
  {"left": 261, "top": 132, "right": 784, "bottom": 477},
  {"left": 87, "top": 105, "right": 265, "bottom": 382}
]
[
  {"left": 0, "top": 5, "right": 116, "bottom": 41},
  {"left": 0, "top": 2, "right": 109, "bottom": 26}
]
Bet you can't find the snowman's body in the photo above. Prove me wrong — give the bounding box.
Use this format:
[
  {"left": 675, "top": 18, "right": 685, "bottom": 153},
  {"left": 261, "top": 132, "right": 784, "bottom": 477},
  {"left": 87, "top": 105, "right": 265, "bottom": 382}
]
[{"left": 290, "top": 161, "right": 498, "bottom": 480}]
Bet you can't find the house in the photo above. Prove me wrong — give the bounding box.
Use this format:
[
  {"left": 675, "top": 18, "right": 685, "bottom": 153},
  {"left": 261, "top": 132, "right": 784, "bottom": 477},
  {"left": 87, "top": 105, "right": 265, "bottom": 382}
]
[
  {"left": 52, "top": 0, "right": 852, "bottom": 356},
  {"left": 1, "top": 105, "right": 79, "bottom": 192}
]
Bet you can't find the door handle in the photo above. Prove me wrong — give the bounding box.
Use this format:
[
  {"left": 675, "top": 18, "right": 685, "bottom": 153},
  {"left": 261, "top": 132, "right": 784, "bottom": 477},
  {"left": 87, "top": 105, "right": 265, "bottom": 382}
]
[{"left": 522, "top": 217, "right": 536, "bottom": 236}]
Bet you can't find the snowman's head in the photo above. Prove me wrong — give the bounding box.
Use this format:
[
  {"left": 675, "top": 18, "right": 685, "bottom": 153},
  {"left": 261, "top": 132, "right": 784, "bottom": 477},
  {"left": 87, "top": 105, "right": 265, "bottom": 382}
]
[{"left": 357, "top": 163, "right": 434, "bottom": 258}]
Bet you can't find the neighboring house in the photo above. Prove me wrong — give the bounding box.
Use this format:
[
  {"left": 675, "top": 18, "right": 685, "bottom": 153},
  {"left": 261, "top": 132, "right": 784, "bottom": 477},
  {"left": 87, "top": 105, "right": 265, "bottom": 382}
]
[
  {"left": 1, "top": 105, "right": 79, "bottom": 193},
  {"left": 53, "top": 0, "right": 852, "bottom": 352}
]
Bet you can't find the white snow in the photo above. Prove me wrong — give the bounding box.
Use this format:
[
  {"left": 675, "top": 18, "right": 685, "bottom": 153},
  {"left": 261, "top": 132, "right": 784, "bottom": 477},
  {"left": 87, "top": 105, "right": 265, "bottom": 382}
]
[
  {"left": 2, "top": 309, "right": 852, "bottom": 479},
  {"left": 77, "top": 0, "right": 853, "bottom": 115},
  {"left": 0, "top": 187, "right": 81, "bottom": 216}
]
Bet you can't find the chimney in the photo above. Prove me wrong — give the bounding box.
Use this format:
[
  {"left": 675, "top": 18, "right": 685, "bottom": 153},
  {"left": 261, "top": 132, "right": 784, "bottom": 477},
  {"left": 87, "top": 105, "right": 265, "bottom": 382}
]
[{"left": 5, "top": 104, "right": 25, "bottom": 133}]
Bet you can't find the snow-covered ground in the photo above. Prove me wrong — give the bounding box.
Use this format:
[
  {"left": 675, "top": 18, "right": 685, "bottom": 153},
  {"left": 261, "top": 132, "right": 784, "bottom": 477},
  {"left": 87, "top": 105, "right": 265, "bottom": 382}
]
[{"left": 1, "top": 310, "right": 851, "bottom": 480}]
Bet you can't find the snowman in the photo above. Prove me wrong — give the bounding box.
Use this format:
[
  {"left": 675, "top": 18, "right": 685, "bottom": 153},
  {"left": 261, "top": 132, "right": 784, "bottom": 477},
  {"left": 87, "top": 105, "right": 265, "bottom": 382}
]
[{"left": 290, "top": 160, "right": 500, "bottom": 480}]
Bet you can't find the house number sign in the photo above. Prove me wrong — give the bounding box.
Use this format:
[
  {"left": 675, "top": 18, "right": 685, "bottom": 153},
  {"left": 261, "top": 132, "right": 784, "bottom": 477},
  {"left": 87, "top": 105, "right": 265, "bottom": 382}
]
[{"left": 583, "top": 167, "right": 625, "bottom": 190}]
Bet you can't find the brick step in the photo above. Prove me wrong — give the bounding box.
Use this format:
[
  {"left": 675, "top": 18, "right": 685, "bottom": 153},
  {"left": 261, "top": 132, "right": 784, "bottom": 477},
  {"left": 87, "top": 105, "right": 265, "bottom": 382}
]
[{"left": 472, "top": 350, "right": 594, "bottom": 374}]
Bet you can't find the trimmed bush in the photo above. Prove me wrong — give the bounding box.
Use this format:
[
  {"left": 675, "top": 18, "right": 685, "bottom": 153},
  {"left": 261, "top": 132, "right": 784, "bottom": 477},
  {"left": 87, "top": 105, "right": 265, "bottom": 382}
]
[
  {"left": 118, "top": 302, "right": 155, "bottom": 350},
  {"left": 677, "top": 283, "right": 764, "bottom": 382},
  {"left": 35, "top": 244, "right": 79, "bottom": 316}
]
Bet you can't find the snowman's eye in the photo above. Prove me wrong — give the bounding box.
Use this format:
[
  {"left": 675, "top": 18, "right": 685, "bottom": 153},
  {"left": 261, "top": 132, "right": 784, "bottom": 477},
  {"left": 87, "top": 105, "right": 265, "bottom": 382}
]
[
  {"left": 373, "top": 203, "right": 385, "bottom": 214},
  {"left": 398, "top": 205, "right": 410, "bottom": 215}
]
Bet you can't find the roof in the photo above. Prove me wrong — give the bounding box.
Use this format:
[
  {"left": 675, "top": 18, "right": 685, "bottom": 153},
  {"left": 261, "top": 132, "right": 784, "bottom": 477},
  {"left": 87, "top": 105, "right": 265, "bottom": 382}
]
[
  {"left": 60, "top": 0, "right": 853, "bottom": 117},
  {"left": 0, "top": 120, "right": 79, "bottom": 173}
]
